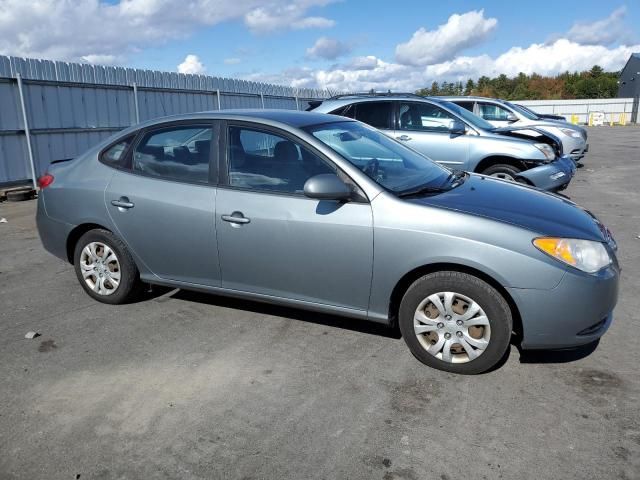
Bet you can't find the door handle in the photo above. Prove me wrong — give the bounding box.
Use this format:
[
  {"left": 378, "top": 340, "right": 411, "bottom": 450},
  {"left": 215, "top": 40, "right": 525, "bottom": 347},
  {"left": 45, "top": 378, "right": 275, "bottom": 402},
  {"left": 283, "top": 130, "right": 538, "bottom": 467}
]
[
  {"left": 222, "top": 212, "right": 250, "bottom": 225},
  {"left": 111, "top": 197, "right": 135, "bottom": 209},
  {"left": 397, "top": 135, "right": 412, "bottom": 141}
]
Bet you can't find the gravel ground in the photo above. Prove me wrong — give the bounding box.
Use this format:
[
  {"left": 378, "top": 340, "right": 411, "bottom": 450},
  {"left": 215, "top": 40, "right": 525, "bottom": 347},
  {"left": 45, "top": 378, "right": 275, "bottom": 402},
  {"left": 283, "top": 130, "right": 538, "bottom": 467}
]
[{"left": 0, "top": 126, "right": 638, "bottom": 480}]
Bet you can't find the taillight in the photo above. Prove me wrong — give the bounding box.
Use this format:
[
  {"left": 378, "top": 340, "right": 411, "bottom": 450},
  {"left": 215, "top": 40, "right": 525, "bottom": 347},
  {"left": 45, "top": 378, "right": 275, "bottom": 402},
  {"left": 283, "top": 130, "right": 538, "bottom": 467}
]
[{"left": 37, "top": 173, "right": 54, "bottom": 189}]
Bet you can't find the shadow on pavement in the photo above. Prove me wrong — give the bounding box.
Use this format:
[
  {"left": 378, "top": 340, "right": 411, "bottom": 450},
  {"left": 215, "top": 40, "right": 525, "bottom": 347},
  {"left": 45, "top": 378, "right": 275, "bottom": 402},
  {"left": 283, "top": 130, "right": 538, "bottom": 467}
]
[
  {"left": 169, "top": 289, "right": 402, "bottom": 339},
  {"left": 517, "top": 340, "right": 600, "bottom": 364}
]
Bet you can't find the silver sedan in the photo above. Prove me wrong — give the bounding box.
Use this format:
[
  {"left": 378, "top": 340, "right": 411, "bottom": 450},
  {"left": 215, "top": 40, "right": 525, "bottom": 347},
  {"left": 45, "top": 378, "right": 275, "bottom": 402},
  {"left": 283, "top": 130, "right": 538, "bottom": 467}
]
[{"left": 36, "top": 110, "right": 619, "bottom": 374}]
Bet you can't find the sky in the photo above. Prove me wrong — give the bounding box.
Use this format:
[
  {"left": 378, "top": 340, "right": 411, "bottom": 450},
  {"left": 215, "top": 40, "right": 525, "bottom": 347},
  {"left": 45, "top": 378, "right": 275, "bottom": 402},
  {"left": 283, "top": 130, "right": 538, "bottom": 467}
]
[{"left": 0, "top": 0, "right": 639, "bottom": 92}]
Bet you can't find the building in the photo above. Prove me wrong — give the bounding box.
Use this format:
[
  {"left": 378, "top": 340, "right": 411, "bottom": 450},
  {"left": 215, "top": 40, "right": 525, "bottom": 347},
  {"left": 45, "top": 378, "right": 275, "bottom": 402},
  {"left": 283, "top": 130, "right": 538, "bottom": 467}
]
[{"left": 618, "top": 53, "right": 640, "bottom": 98}]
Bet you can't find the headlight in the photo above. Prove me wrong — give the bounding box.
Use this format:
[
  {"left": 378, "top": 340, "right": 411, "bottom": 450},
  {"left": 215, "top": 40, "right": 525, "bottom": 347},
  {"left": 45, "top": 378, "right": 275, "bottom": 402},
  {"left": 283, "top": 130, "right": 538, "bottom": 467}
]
[
  {"left": 533, "top": 143, "right": 556, "bottom": 161},
  {"left": 533, "top": 237, "right": 611, "bottom": 273},
  {"left": 559, "top": 128, "right": 583, "bottom": 139}
]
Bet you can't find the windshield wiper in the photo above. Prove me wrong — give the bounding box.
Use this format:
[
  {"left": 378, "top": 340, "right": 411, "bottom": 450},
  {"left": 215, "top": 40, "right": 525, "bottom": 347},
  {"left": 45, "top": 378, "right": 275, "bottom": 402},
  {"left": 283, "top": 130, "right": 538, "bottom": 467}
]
[
  {"left": 398, "top": 170, "right": 467, "bottom": 198},
  {"left": 397, "top": 185, "right": 449, "bottom": 198},
  {"left": 442, "top": 169, "right": 467, "bottom": 187}
]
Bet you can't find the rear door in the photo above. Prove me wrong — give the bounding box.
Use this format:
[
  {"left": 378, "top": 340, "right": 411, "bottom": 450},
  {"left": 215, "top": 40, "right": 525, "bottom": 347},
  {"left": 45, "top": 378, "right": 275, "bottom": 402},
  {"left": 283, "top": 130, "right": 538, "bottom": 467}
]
[
  {"left": 394, "top": 101, "right": 470, "bottom": 169},
  {"left": 214, "top": 122, "right": 373, "bottom": 311},
  {"left": 350, "top": 101, "right": 395, "bottom": 137},
  {"left": 105, "top": 121, "right": 221, "bottom": 287}
]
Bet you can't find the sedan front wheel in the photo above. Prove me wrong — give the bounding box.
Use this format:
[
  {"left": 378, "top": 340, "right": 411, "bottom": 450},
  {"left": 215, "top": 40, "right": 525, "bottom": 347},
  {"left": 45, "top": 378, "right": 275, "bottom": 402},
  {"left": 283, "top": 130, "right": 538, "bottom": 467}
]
[{"left": 399, "top": 271, "right": 512, "bottom": 374}]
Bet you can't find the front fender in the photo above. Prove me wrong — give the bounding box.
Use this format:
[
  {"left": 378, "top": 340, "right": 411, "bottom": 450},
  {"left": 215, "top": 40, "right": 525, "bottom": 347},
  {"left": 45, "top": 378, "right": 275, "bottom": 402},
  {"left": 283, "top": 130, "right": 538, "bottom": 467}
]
[{"left": 517, "top": 155, "right": 576, "bottom": 191}]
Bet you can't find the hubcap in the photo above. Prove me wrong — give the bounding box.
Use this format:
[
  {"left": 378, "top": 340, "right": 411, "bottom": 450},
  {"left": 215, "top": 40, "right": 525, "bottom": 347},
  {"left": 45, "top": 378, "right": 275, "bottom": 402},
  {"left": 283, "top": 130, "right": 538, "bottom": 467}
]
[
  {"left": 79, "top": 242, "right": 121, "bottom": 296},
  {"left": 414, "top": 292, "right": 491, "bottom": 364},
  {"left": 490, "top": 172, "right": 515, "bottom": 181}
]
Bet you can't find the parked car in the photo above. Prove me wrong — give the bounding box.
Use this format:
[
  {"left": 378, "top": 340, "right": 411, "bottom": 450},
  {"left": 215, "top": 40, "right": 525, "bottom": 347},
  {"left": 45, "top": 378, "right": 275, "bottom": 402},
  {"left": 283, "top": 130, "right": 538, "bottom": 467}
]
[
  {"left": 441, "top": 96, "right": 588, "bottom": 163},
  {"left": 36, "top": 110, "right": 619, "bottom": 374},
  {"left": 514, "top": 104, "right": 568, "bottom": 122},
  {"left": 311, "top": 93, "right": 575, "bottom": 190}
]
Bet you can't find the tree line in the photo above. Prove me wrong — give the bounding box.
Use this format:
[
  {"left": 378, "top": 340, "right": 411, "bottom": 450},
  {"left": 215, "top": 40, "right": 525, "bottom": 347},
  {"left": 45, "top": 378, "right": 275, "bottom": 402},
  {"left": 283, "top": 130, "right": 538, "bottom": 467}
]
[{"left": 415, "top": 66, "right": 619, "bottom": 100}]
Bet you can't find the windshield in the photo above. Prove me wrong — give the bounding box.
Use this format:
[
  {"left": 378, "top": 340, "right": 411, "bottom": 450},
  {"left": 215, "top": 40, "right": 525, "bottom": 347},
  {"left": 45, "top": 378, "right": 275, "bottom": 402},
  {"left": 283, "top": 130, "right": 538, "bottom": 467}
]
[
  {"left": 505, "top": 102, "right": 539, "bottom": 120},
  {"left": 438, "top": 101, "right": 496, "bottom": 131},
  {"left": 304, "top": 121, "right": 452, "bottom": 194}
]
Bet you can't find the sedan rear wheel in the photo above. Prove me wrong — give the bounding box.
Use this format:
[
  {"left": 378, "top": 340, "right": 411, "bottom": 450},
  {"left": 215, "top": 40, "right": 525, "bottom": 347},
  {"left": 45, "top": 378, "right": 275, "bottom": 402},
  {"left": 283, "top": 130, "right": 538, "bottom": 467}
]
[
  {"left": 73, "top": 229, "right": 144, "bottom": 304},
  {"left": 79, "top": 242, "right": 121, "bottom": 295},
  {"left": 399, "top": 271, "right": 512, "bottom": 374}
]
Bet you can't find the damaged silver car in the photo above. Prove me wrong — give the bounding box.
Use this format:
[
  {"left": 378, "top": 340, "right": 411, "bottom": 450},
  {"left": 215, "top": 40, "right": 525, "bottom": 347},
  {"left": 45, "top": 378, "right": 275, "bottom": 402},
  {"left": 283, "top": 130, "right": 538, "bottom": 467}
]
[{"left": 310, "top": 93, "right": 575, "bottom": 191}]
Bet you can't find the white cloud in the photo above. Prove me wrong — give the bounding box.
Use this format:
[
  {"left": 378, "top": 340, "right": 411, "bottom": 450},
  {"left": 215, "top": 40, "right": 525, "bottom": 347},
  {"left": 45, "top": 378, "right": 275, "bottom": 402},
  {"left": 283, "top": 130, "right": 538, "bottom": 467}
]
[
  {"left": 306, "top": 37, "right": 351, "bottom": 60},
  {"left": 243, "top": 1, "right": 336, "bottom": 34},
  {"left": 248, "top": 39, "right": 640, "bottom": 92},
  {"left": 0, "top": 0, "right": 337, "bottom": 63},
  {"left": 224, "top": 57, "right": 242, "bottom": 65},
  {"left": 395, "top": 10, "right": 497, "bottom": 66},
  {"left": 177, "top": 54, "right": 206, "bottom": 74},
  {"left": 243, "top": 8, "right": 639, "bottom": 92},
  {"left": 566, "top": 7, "right": 629, "bottom": 46},
  {"left": 341, "top": 56, "right": 379, "bottom": 71},
  {"left": 424, "top": 40, "right": 640, "bottom": 81},
  {"left": 80, "top": 54, "right": 122, "bottom": 66}
]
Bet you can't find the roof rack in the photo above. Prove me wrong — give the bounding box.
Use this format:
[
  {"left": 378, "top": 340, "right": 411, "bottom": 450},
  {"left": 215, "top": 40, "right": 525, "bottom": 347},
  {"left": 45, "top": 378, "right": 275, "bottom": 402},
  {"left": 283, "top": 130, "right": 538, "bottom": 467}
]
[{"left": 327, "top": 92, "right": 424, "bottom": 100}]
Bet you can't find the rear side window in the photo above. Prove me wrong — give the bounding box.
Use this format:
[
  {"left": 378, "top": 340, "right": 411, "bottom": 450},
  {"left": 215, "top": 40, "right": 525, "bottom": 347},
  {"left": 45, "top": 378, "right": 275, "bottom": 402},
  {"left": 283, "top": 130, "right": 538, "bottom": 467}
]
[
  {"left": 456, "top": 101, "right": 475, "bottom": 112},
  {"left": 101, "top": 137, "right": 133, "bottom": 167},
  {"left": 353, "top": 102, "right": 393, "bottom": 129},
  {"left": 133, "top": 125, "right": 212, "bottom": 183},
  {"left": 329, "top": 104, "right": 355, "bottom": 118},
  {"left": 478, "top": 103, "right": 512, "bottom": 121}
]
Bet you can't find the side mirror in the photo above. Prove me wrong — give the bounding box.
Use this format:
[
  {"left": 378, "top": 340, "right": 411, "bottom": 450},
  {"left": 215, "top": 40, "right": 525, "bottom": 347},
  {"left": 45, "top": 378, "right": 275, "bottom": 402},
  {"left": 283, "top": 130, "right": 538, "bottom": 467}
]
[
  {"left": 304, "top": 174, "right": 352, "bottom": 201},
  {"left": 449, "top": 119, "right": 466, "bottom": 135},
  {"left": 506, "top": 113, "right": 518, "bottom": 123}
]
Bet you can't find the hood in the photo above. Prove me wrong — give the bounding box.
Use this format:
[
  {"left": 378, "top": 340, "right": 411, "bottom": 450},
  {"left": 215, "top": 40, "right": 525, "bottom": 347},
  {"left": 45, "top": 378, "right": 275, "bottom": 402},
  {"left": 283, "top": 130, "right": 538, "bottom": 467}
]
[
  {"left": 492, "top": 126, "right": 563, "bottom": 156},
  {"left": 407, "top": 174, "right": 606, "bottom": 241}
]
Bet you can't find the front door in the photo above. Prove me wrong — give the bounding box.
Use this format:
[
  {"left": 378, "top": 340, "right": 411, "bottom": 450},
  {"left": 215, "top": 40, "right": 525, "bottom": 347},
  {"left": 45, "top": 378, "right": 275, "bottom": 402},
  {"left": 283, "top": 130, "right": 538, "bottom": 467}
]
[
  {"left": 105, "top": 122, "right": 221, "bottom": 286},
  {"left": 476, "top": 102, "right": 519, "bottom": 128},
  {"left": 395, "top": 101, "right": 470, "bottom": 169},
  {"left": 215, "top": 124, "right": 373, "bottom": 311}
]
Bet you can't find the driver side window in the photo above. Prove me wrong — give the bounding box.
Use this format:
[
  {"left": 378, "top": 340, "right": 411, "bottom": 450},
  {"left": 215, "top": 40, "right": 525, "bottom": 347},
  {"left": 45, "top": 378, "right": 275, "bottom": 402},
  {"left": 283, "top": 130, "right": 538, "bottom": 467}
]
[
  {"left": 227, "top": 126, "right": 335, "bottom": 195},
  {"left": 398, "top": 102, "right": 457, "bottom": 132}
]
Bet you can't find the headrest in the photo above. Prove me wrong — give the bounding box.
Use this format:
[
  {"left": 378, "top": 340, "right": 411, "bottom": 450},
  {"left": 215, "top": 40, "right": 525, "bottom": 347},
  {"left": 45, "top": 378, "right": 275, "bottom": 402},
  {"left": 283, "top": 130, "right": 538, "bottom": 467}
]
[{"left": 273, "top": 141, "right": 299, "bottom": 163}]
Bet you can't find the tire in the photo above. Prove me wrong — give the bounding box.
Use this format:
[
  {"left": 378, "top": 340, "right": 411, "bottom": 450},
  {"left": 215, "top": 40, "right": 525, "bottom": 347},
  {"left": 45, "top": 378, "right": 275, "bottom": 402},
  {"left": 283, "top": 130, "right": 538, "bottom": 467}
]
[
  {"left": 481, "top": 164, "right": 522, "bottom": 182},
  {"left": 398, "top": 271, "right": 512, "bottom": 374},
  {"left": 6, "top": 188, "right": 36, "bottom": 202},
  {"left": 73, "top": 229, "right": 144, "bottom": 304}
]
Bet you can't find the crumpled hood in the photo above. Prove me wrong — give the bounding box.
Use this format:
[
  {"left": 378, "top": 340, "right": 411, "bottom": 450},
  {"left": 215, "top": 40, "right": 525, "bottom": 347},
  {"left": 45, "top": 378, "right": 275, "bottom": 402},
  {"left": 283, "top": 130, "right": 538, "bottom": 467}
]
[{"left": 407, "top": 174, "right": 607, "bottom": 241}]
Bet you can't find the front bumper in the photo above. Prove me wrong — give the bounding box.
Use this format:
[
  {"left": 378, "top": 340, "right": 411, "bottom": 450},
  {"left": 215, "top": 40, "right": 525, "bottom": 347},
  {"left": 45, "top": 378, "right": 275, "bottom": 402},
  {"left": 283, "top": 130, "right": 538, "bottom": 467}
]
[
  {"left": 517, "top": 155, "right": 576, "bottom": 191},
  {"left": 563, "top": 135, "right": 588, "bottom": 161},
  {"left": 508, "top": 261, "right": 620, "bottom": 349}
]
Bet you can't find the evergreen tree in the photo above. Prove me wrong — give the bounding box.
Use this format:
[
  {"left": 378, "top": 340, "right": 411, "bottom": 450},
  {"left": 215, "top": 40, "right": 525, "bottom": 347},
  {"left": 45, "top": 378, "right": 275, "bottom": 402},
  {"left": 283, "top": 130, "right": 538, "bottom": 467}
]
[
  {"left": 415, "top": 67, "right": 620, "bottom": 100},
  {"left": 464, "top": 79, "right": 475, "bottom": 95}
]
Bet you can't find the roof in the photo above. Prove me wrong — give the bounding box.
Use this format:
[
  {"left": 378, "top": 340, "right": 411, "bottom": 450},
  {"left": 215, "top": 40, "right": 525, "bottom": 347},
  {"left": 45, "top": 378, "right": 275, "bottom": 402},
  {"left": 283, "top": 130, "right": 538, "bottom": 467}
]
[
  {"left": 131, "top": 109, "right": 351, "bottom": 130},
  {"left": 437, "top": 96, "right": 506, "bottom": 103},
  {"left": 311, "top": 94, "right": 452, "bottom": 112}
]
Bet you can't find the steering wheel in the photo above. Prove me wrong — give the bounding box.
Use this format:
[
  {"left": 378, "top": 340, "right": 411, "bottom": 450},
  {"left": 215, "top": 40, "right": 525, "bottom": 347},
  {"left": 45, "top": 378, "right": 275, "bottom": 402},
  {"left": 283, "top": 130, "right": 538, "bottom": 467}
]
[{"left": 363, "top": 158, "right": 379, "bottom": 178}]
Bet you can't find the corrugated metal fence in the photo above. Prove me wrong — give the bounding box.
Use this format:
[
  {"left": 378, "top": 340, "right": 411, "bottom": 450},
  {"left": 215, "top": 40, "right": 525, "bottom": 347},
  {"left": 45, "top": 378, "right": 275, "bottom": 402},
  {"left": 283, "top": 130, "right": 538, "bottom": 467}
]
[
  {"left": 517, "top": 98, "right": 639, "bottom": 125},
  {"left": 0, "top": 55, "right": 330, "bottom": 186}
]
